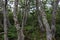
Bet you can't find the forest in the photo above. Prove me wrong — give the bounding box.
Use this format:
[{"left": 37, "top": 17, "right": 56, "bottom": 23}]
[{"left": 0, "top": 0, "right": 60, "bottom": 40}]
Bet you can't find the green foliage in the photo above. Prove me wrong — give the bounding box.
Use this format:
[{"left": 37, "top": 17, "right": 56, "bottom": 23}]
[
  {"left": 0, "top": 9, "right": 60, "bottom": 40},
  {"left": 8, "top": 13, "right": 14, "bottom": 25},
  {"left": 8, "top": 25, "right": 17, "bottom": 39},
  {"left": 0, "top": 1, "right": 60, "bottom": 40}
]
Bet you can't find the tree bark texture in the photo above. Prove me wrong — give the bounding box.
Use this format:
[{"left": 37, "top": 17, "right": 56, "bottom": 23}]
[
  {"left": 39, "top": 0, "right": 52, "bottom": 40},
  {"left": 13, "top": 0, "right": 24, "bottom": 40},
  {"left": 51, "top": 0, "right": 59, "bottom": 40},
  {"left": 3, "top": 0, "right": 8, "bottom": 40}
]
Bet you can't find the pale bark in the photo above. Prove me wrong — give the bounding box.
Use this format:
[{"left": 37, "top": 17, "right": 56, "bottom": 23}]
[
  {"left": 13, "top": 0, "right": 24, "bottom": 40},
  {"left": 3, "top": 0, "right": 8, "bottom": 40},
  {"left": 39, "top": 0, "right": 52, "bottom": 40},
  {"left": 51, "top": 0, "right": 59, "bottom": 40}
]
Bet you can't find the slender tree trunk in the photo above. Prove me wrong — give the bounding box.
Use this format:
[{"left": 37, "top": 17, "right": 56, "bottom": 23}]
[
  {"left": 21, "top": 9, "right": 25, "bottom": 40},
  {"left": 22, "top": 0, "right": 30, "bottom": 26},
  {"left": 51, "top": 0, "right": 59, "bottom": 40},
  {"left": 36, "top": 0, "right": 44, "bottom": 32},
  {"left": 13, "top": 0, "right": 25, "bottom": 40},
  {"left": 21, "top": 0, "right": 30, "bottom": 40},
  {"left": 13, "top": 0, "right": 20, "bottom": 39},
  {"left": 24, "top": 0, "right": 30, "bottom": 25},
  {"left": 36, "top": 0, "right": 45, "bottom": 40},
  {"left": 39, "top": 0, "right": 52, "bottom": 40},
  {"left": 3, "top": 0, "right": 8, "bottom": 40}
]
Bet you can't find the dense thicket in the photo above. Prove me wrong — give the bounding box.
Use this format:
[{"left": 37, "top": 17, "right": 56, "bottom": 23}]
[{"left": 0, "top": 0, "right": 60, "bottom": 40}]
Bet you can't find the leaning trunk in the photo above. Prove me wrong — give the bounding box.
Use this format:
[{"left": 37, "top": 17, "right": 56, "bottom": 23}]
[{"left": 39, "top": 0, "right": 52, "bottom": 40}]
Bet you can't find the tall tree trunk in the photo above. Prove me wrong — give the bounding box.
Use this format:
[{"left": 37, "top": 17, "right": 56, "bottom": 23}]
[
  {"left": 36, "top": 0, "right": 44, "bottom": 32},
  {"left": 3, "top": 0, "right": 8, "bottom": 40},
  {"left": 39, "top": 0, "right": 52, "bottom": 40},
  {"left": 51, "top": 0, "right": 59, "bottom": 40},
  {"left": 36, "top": 0, "right": 45, "bottom": 40},
  {"left": 21, "top": 0, "right": 30, "bottom": 40},
  {"left": 13, "top": 0, "right": 22, "bottom": 40},
  {"left": 23, "top": 0, "right": 30, "bottom": 25}
]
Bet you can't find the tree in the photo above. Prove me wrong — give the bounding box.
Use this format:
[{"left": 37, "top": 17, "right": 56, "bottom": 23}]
[
  {"left": 51, "top": 0, "right": 59, "bottom": 40},
  {"left": 36, "top": 0, "right": 45, "bottom": 32},
  {"left": 39, "top": 0, "right": 52, "bottom": 40},
  {"left": 21, "top": 0, "right": 30, "bottom": 40},
  {"left": 38, "top": 0, "right": 59, "bottom": 40},
  {"left": 13, "top": 0, "right": 25, "bottom": 40},
  {"left": 36, "top": 0, "right": 45, "bottom": 40},
  {"left": 3, "top": 0, "right": 8, "bottom": 40},
  {"left": 22, "top": 0, "right": 30, "bottom": 25}
]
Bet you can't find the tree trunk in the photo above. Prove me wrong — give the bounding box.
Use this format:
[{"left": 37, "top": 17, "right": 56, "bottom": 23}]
[
  {"left": 23, "top": 0, "right": 30, "bottom": 25},
  {"left": 21, "top": 0, "right": 30, "bottom": 40},
  {"left": 36, "top": 0, "right": 45, "bottom": 32},
  {"left": 36, "top": 0, "right": 45, "bottom": 40},
  {"left": 3, "top": 0, "right": 8, "bottom": 40},
  {"left": 51, "top": 0, "right": 59, "bottom": 40},
  {"left": 39, "top": 0, "right": 52, "bottom": 40},
  {"left": 13, "top": 0, "right": 23, "bottom": 40}
]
